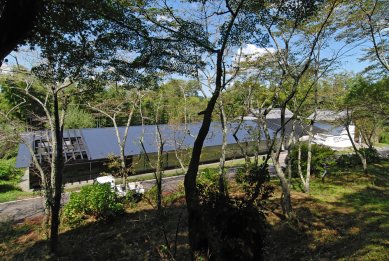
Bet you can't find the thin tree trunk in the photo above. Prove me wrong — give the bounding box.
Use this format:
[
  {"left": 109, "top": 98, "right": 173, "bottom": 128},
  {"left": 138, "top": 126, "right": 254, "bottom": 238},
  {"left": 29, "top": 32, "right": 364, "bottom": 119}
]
[
  {"left": 305, "top": 139, "right": 312, "bottom": 193},
  {"left": 218, "top": 99, "right": 228, "bottom": 196},
  {"left": 274, "top": 158, "right": 293, "bottom": 219},
  {"left": 156, "top": 125, "right": 164, "bottom": 211},
  {"left": 297, "top": 143, "right": 306, "bottom": 188},
  {"left": 50, "top": 91, "right": 64, "bottom": 253},
  {"left": 286, "top": 118, "right": 296, "bottom": 185}
]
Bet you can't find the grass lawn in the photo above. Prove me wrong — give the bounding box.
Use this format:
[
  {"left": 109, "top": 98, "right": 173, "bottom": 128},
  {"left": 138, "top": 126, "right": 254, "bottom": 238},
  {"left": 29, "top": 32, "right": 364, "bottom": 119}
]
[
  {"left": 0, "top": 181, "right": 35, "bottom": 203},
  {"left": 0, "top": 160, "right": 388, "bottom": 260},
  {"left": 266, "top": 160, "right": 389, "bottom": 260}
]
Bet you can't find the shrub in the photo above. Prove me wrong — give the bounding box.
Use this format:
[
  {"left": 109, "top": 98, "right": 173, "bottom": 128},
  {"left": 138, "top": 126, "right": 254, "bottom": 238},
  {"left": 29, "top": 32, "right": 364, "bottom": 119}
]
[
  {"left": 63, "top": 183, "right": 123, "bottom": 226},
  {"left": 197, "top": 168, "right": 219, "bottom": 185},
  {"left": 196, "top": 172, "right": 270, "bottom": 260},
  {"left": 336, "top": 154, "right": 360, "bottom": 168},
  {"left": 124, "top": 189, "right": 142, "bottom": 208},
  {"left": 359, "top": 147, "right": 380, "bottom": 163},
  {"left": 0, "top": 158, "right": 22, "bottom": 181},
  {"left": 289, "top": 143, "right": 336, "bottom": 176},
  {"left": 336, "top": 147, "right": 380, "bottom": 168}
]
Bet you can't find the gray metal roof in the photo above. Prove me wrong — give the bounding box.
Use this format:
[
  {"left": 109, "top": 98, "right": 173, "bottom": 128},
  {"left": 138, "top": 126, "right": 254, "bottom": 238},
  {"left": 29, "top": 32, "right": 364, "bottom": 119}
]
[
  {"left": 16, "top": 121, "right": 274, "bottom": 168},
  {"left": 247, "top": 108, "right": 294, "bottom": 119},
  {"left": 307, "top": 110, "right": 347, "bottom": 121}
]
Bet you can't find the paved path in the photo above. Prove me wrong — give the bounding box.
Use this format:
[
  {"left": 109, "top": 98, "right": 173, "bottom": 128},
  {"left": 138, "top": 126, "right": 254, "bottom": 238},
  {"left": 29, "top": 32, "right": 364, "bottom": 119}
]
[{"left": 376, "top": 146, "right": 389, "bottom": 158}]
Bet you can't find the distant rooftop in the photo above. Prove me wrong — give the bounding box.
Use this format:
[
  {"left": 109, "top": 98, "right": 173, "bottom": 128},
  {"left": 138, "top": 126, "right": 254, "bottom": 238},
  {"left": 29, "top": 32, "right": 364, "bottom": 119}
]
[
  {"left": 244, "top": 108, "right": 294, "bottom": 120},
  {"left": 307, "top": 110, "right": 347, "bottom": 121}
]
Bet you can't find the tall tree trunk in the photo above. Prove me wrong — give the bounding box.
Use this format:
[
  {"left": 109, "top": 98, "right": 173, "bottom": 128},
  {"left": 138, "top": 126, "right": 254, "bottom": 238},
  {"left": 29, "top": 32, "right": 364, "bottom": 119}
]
[
  {"left": 120, "top": 146, "right": 126, "bottom": 187},
  {"left": 183, "top": 2, "right": 244, "bottom": 254},
  {"left": 305, "top": 138, "right": 312, "bottom": 193},
  {"left": 156, "top": 126, "right": 164, "bottom": 211},
  {"left": 218, "top": 100, "right": 228, "bottom": 196},
  {"left": 297, "top": 143, "right": 306, "bottom": 188},
  {"left": 50, "top": 91, "right": 63, "bottom": 253},
  {"left": 184, "top": 53, "right": 222, "bottom": 252}
]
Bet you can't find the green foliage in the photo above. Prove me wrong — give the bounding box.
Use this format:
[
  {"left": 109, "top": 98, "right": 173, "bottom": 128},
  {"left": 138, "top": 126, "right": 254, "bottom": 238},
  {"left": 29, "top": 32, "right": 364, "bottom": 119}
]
[
  {"left": 379, "top": 128, "right": 389, "bottom": 144},
  {"left": 0, "top": 72, "right": 46, "bottom": 123},
  {"left": 196, "top": 165, "right": 271, "bottom": 260},
  {"left": 359, "top": 148, "right": 381, "bottom": 163},
  {"left": 64, "top": 106, "right": 95, "bottom": 129},
  {"left": 0, "top": 158, "right": 22, "bottom": 181},
  {"left": 234, "top": 164, "right": 274, "bottom": 206},
  {"left": 344, "top": 76, "right": 389, "bottom": 147},
  {"left": 336, "top": 154, "right": 361, "bottom": 169},
  {"left": 290, "top": 143, "right": 336, "bottom": 176},
  {"left": 124, "top": 189, "right": 142, "bottom": 208},
  {"left": 63, "top": 184, "right": 123, "bottom": 227},
  {"left": 336, "top": 148, "right": 381, "bottom": 168},
  {"left": 197, "top": 168, "right": 219, "bottom": 186}
]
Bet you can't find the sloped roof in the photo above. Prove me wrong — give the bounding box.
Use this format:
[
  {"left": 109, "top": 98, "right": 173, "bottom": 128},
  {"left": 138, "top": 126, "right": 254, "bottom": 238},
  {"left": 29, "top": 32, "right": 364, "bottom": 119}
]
[
  {"left": 307, "top": 110, "right": 347, "bottom": 121},
  {"left": 16, "top": 121, "right": 274, "bottom": 168},
  {"left": 247, "top": 108, "right": 294, "bottom": 119}
]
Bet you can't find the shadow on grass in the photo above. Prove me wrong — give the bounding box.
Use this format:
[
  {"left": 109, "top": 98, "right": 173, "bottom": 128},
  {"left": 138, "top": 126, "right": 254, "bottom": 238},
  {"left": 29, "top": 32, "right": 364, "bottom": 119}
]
[
  {"left": 10, "top": 206, "right": 190, "bottom": 261},
  {"left": 0, "top": 183, "right": 22, "bottom": 193},
  {"left": 265, "top": 162, "right": 389, "bottom": 260}
]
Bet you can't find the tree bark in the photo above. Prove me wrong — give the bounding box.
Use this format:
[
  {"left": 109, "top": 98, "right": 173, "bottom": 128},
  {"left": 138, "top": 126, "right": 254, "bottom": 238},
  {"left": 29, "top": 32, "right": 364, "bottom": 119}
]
[
  {"left": 297, "top": 143, "right": 306, "bottom": 188},
  {"left": 218, "top": 99, "right": 228, "bottom": 196},
  {"left": 50, "top": 91, "right": 64, "bottom": 253},
  {"left": 274, "top": 158, "right": 293, "bottom": 219}
]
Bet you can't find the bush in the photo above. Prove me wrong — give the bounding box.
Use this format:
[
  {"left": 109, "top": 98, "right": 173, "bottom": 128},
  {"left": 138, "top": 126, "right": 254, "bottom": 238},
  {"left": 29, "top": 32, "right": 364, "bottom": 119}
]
[
  {"left": 0, "top": 158, "right": 22, "bottom": 181},
  {"left": 196, "top": 172, "right": 269, "bottom": 260},
  {"left": 289, "top": 143, "right": 336, "bottom": 176},
  {"left": 359, "top": 147, "right": 380, "bottom": 163},
  {"left": 63, "top": 183, "right": 123, "bottom": 227},
  {"left": 197, "top": 168, "right": 219, "bottom": 185},
  {"left": 336, "top": 154, "right": 360, "bottom": 168},
  {"left": 336, "top": 148, "right": 380, "bottom": 168},
  {"left": 124, "top": 189, "right": 142, "bottom": 208}
]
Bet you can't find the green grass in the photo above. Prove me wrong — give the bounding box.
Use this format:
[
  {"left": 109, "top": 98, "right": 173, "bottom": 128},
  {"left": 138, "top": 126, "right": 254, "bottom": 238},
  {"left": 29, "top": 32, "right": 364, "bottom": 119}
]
[
  {"left": 374, "top": 142, "right": 389, "bottom": 148},
  {"left": 0, "top": 181, "right": 34, "bottom": 203},
  {"left": 267, "top": 160, "right": 389, "bottom": 260}
]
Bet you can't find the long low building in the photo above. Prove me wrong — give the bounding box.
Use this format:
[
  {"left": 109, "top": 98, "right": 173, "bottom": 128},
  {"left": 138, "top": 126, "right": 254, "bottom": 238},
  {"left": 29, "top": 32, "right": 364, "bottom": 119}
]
[{"left": 16, "top": 121, "right": 279, "bottom": 189}]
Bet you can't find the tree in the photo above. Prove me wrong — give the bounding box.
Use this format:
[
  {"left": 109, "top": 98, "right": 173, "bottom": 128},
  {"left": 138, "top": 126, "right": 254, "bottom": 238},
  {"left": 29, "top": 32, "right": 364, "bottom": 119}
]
[
  {"left": 240, "top": 0, "right": 341, "bottom": 217},
  {"left": 337, "top": 0, "right": 389, "bottom": 75},
  {"left": 88, "top": 87, "right": 138, "bottom": 189},
  {"left": 0, "top": 0, "right": 43, "bottom": 65},
  {"left": 342, "top": 76, "right": 389, "bottom": 171}
]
